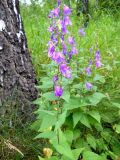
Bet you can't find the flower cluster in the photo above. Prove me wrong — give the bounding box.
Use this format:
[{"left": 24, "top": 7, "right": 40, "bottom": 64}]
[
  {"left": 48, "top": 0, "right": 77, "bottom": 97},
  {"left": 95, "top": 50, "right": 102, "bottom": 68},
  {"left": 85, "top": 48, "right": 102, "bottom": 90}
]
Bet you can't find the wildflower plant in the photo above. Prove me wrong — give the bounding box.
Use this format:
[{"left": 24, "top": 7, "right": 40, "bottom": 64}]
[
  {"left": 32, "top": 1, "right": 120, "bottom": 160},
  {"left": 48, "top": 0, "right": 78, "bottom": 97}
]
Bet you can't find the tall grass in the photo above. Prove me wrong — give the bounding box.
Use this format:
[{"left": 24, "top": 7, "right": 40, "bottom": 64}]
[{"left": 21, "top": 3, "right": 120, "bottom": 79}]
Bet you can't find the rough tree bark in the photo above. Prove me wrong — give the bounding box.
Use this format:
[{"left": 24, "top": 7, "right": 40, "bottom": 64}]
[{"left": 0, "top": 0, "right": 38, "bottom": 121}]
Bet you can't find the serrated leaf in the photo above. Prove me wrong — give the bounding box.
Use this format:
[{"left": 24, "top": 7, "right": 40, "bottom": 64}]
[
  {"left": 37, "top": 110, "right": 57, "bottom": 131},
  {"left": 64, "top": 130, "right": 73, "bottom": 145},
  {"left": 83, "top": 151, "right": 103, "bottom": 160},
  {"left": 72, "top": 148, "right": 84, "bottom": 160},
  {"left": 88, "top": 111, "right": 101, "bottom": 123},
  {"left": 55, "top": 110, "right": 67, "bottom": 130},
  {"left": 73, "top": 112, "right": 83, "bottom": 128},
  {"left": 38, "top": 156, "right": 45, "bottom": 160},
  {"left": 64, "top": 97, "right": 88, "bottom": 110},
  {"left": 112, "top": 102, "right": 120, "bottom": 109},
  {"left": 38, "top": 80, "right": 53, "bottom": 89},
  {"left": 42, "top": 91, "right": 58, "bottom": 101},
  {"left": 113, "top": 124, "right": 120, "bottom": 134},
  {"left": 35, "top": 131, "right": 56, "bottom": 139},
  {"left": 88, "top": 92, "right": 106, "bottom": 105},
  {"left": 61, "top": 91, "right": 70, "bottom": 102},
  {"left": 94, "top": 74, "right": 105, "bottom": 83},
  {"left": 73, "top": 129, "right": 80, "bottom": 140},
  {"left": 50, "top": 129, "right": 74, "bottom": 160},
  {"left": 73, "top": 113, "right": 91, "bottom": 129},
  {"left": 80, "top": 114, "right": 91, "bottom": 129},
  {"left": 87, "top": 134, "right": 96, "bottom": 150}
]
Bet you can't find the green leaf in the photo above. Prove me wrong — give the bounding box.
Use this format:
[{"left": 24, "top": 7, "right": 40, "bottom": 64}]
[
  {"left": 80, "top": 114, "right": 91, "bottom": 129},
  {"left": 48, "top": 157, "right": 58, "bottom": 160},
  {"left": 88, "top": 92, "right": 106, "bottom": 105},
  {"left": 64, "top": 97, "right": 88, "bottom": 110},
  {"left": 38, "top": 110, "right": 57, "bottom": 131},
  {"left": 72, "top": 83, "right": 83, "bottom": 89},
  {"left": 88, "top": 111, "right": 101, "bottom": 123},
  {"left": 112, "top": 102, "right": 120, "bottom": 109},
  {"left": 73, "top": 129, "right": 81, "bottom": 140},
  {"left": 42, "top": 92, "right": 58, "bottom": 101},
  {"left": 38, "top": 80, "right": 53, "bottom": 89},
  {"left": 38, "top": 156, "right": 45, "bottom": 160},
  {"left": 61, "top": 91, "right": 70, "bottom": 102},
  {"left": 87, "top": 134, "right": 96, "bottom": 150},
  {"left": 73, "top": 112, "right": 91, "bottom": 128},
  {"left": 73, "top": 112, "right": 83, "bottom": 128},
  {"left": 31, "top": 119, "right": 41, "bottom": 131},
  {"left": 113, "top": 124, "right": 120, "bottom": 134},
  {"left": 35, "top": 131, "right": 56, "bottom": 139},
  {"left": 64, "top": 130, "right": 73, "bottom": 145},
  {"left": 55, "top": 110, "right": 67, "bottom": 130},
  {"left": 94, "top": 74, "right": 105, "bottom": 83},
  {"left": 83, "top": 151, "right": 103, "bottom": 160},
  {"left": 50, "top": 129, "right": 74, "bottom": 160},
  {"left": 72, "top": 148, "right": 84, "bottom": 160}
]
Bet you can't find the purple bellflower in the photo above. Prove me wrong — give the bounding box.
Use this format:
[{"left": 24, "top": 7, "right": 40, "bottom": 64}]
[
  {"left": 64, "top": 16, "right": 72, "bottom": 26},
  {"left": 48, "top": 0, "right": 77, "bottom": 97},
  {"left": 60, "top": 63, "right": 72, "bottom": 79},
  {"left": 55, "top": 86, "right": 63, "bottom": 97},
  {"left": 95, "top": 50, "right": 102, "bottom": 68},
  {"left": 85, "top": 82, "right": 93, "bottom": 90},
  {"left": 63, "top": 5, "right": 72, "bottom": 16},
  {"left": 79, "top": 28, "right": 85, "bottom": 37},
  {"left": 68, "top": 36, "right": 75, "bottom": 45}
]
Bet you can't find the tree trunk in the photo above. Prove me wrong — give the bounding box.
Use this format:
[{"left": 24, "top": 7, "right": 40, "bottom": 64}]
[{"left": 0, "top": 0, "right": 38, "bottom": 122}]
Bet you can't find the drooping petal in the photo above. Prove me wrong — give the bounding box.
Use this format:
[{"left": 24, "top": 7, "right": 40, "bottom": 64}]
[
  {"left": 85, "top": 82, "right": 92, "bottom": 90},
  {"left": 55, "top": 86, "right": 63, "bottom": 97},
  {"left": 63, "top": 5, "right": 72, "bottom": 16}
]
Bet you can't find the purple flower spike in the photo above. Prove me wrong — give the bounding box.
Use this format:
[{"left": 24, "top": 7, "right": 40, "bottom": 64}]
[
  {"left": 95, "top": 50, "right": 100, "bottom": 60},
  {"left": 79, "top": 28, "right": 85, "bottom": 37},
  {"left": 50, "top": 7, "right": 60, "bottom": 18},
  {"left": 61, "top": 24, "right": 67, "bottom": 34},
  {"left": 53, "top": 75, "right": 58, "bottom": 83},
  {"left": 48, "top": 26, "right": 54, "bottom": 32},
  {"left": 95, "top": 50, "right": 102, "bottom": 68},
  {"left": 96, "top": 60, "right": 102, "bottom": 68},
  {"left": 52, "top": 51, "right": 65, "bottom": 64},
  {"left": 60, "top": 63, "right": 72, "bottom": 79},
  {"left": 63, "top": 5, "right": 72, "bottom": 16},
  {"left": 85, "top": 67, "right": 91, "bottom": 75},
  {"left": 62, "top": 43, "right": 67, "bottom": 55},
  {"left": 57, "top": 0, "right": 61, "bottom": 6},
  {"left": 68, "top": 36, "right": 75, "bottom": 45},
  {"left": 48, "top": 42, "right": 55, "bottom": 58},
  {"left": 85, "top": 82, "right": 92, "bottom": 90},
  {"left": 72, "top": 47, "right": 78, "bottom": 54},
  {"left": 64, "top": 16, "right": 72, "bottom": 26},
  {"left": 55, "top": 86, "right": 63, "bottom": 97}
]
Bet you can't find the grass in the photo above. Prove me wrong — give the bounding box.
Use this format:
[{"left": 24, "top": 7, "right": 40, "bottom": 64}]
[{"left": 21, "top": 3, "right": 120, "bottom": 80}]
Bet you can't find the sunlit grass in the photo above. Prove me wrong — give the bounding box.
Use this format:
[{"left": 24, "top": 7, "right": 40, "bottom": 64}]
[{"left": 21, "top": 4, "right": 120, "bottom": 81}]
